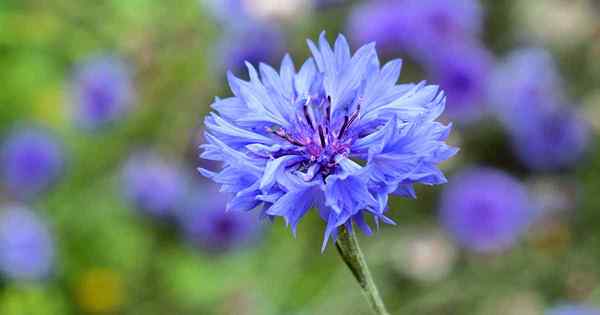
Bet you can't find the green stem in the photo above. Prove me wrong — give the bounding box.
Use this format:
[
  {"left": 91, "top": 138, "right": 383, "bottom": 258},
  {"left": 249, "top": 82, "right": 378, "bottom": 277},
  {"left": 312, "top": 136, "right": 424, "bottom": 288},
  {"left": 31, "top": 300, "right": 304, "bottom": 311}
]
[{"left": 335, "top": 226, "right": 390, "bottom": 315}]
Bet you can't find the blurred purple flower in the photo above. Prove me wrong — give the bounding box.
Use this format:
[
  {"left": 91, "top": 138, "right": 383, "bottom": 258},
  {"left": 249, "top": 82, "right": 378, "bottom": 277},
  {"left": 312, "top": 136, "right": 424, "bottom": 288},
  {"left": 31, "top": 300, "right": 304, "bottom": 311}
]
[
  {"left": 489, "top": 48, "right": 590, "bottom": 171},
  {"left": 439, "top": 167, "right": 533, "bottom": 253},
  {"left": 122, "top": 152, "right": 186, "bottom": 218},
  {"left": 71, "top": 55, "right": 134, "bottom": 130},
  {"left": 511, "top": 107, "right": 590, "bottom": 171},
  {"left": 424, "top": 43, "right": 493, "bottom": 121},
  {"left": 201, "top": 32, "right": 457, "bottom": 250},
  {"left": 178, "top": 186, "right": 261, "bottom": 253},
  {"left": 0, "top": 205, "right": 54, "bottom": 281},
  {"left": 347, "top": 0, "right": 483, "bottom": 55},
  {"left": 1, "top": 126, "right": 64, "bottom": 199},
  {"left": 218, "top": 24, "right": 284, "bottom": 75},
  {"left": 400, "top": 0, "right": 483, "bottom": 52},
  {"left": 489, "top": 48, "right": 565, "bottom": 130},
  {"left": 347, "top": 0, "right": 408, "bottom": 54},
  {"left": 546, "top": 305, "right": 600, "bottom": 315}
]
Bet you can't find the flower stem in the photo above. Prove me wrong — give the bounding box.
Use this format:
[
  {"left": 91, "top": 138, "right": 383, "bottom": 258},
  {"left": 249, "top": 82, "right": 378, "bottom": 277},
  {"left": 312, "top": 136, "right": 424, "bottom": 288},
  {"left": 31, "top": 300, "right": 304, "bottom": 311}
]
[{"left": 335, "top": 226, "right": 390, "bottom": 315}]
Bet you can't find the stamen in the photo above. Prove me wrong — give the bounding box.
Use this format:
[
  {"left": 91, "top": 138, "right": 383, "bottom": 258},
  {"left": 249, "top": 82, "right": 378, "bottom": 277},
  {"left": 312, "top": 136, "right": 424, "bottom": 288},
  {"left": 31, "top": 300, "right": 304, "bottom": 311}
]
[
  {"left": 326, "top": 96, "right": 332, "bottom": 124},
  {"left": 303, "top": 104, "right": 315, "bottom": 130},
  {"left": 267, "top": 127, "right": 304, "bottom": 146},
  {"left": 318, "top": 126, "right": 326, "bottom": 147},
  {"left": 338, "top": 116, "right": 349, "bottom": 139},
  {"left": 338, "top": 101, "right": 362, "bottom": 139}
]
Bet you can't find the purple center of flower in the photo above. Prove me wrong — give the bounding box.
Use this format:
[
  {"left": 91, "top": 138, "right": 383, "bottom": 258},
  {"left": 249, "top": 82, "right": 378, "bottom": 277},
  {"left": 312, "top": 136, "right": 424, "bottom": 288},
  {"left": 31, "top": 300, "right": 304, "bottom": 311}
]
[
  {"left": 267, "top": 95, "right": 361, "bottom": 178},
  {"left": 429, "top": 12, "right": 452, "bottom": 35}
]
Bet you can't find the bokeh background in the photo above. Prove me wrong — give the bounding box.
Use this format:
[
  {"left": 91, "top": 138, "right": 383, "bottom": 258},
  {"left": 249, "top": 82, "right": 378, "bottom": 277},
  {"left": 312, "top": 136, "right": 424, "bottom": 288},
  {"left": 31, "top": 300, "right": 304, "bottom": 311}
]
[{"left": 1, "top": 0, "right": 600, "bottom": 314}]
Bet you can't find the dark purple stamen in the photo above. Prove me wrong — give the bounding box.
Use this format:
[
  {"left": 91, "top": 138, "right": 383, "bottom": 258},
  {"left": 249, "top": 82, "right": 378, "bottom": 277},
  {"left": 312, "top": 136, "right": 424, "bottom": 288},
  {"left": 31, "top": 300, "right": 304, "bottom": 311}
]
[
  {"left": 303, "top": 103, "right": 315, "bottom": 130},
  {"left": 338, "top": 102, "right": 361, "bottom": 139},
  {"left": 338, "top": 116, "right": 350, "bottom": 139},
  {"left": 326, "top": 96, "right": 332, "bottom": 123},
  {"left": 318, "top": 126, "right": 326, "bottom": 147},
  {"left": 266, "top": 95, "right": 363, "bottom": 179},
  {"left": 268, "top": 127, "right": 304, "bottom": 146}
]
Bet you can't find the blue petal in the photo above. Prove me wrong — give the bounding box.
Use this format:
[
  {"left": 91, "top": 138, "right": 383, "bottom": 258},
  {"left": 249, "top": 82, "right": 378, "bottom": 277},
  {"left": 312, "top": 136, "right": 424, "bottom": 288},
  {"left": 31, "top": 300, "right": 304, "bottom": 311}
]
[
  {"left": 279, "top": 54, "right": 296, "bottom": 98},
  {"left": 259, "top": 155, "right": 304, "bottom": 190},
  {"left": 294, "top": 58, "right": 318, "bottom": 97},
  {"left": 211, "top": 97, "right": 248, "bottom": 121},
  {"left": 325, "top": 172, "right": 377, "bottom": 215},
  {"left": 266, "top": 182, "right": 322, "bottom": 236},
  {"left": 205, "top": 113, "right": 274, "bottom": 147},
  {"left": 334, "top": 34, "right": 351, "bottom": 70}
]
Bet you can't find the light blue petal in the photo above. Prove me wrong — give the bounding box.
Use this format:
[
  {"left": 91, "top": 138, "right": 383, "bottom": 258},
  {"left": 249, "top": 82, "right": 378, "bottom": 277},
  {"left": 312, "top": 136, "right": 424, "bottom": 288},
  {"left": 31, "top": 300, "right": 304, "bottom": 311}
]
[
  {"left": 279, "top": 54, "right": 296, "bottom": 98},
  {"left": 259, "top": 155, "right": 304, "bottom": 190}
]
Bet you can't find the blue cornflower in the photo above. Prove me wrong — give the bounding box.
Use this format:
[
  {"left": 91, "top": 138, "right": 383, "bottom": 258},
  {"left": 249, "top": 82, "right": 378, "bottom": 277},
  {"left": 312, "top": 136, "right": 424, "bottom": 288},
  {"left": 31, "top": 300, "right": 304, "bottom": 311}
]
[
  {"left": 546, "top": 305, "right": 600, "bottom": 315},
  {"left": 121, "top": 152, "right": 186, "bottom": 218},
  {"left": 178, "top": 185, "right": 261, "bottom": 253},
  {"left": 439, "top": 167, "right": 533, "bottom": 253},
  {"left": 1, "top": 126, "right": 64, "bottom": 199},
  {"left": 0, "top": 204, "right": 55, "bottom": 281},
  {"left": 200, "top": 33, "right": 458, "bottom": 250},
  {"left": 71, "top": 55, "right": 135, "bottom": 130}
]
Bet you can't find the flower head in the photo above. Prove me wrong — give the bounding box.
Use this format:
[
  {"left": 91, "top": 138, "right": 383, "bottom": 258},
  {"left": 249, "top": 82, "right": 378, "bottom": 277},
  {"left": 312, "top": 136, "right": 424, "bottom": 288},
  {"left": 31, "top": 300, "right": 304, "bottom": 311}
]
[
  {"left": 439, "top": 167, "right": 533, "bottom": 253},
  {"left": 71, "top": 55, "right": 134, "bottom": 130},
  {"left": 178, "top": 185, "right": 261, "bottom": 253},
  {"left": 1, "top": 126, "right": 64, "bottom": 199},
  {"left": 0, "top": 205, "right": 55, "bottom": 281},
  {"left": 121, "top": 152, "right": 186, "bottom": 218},
  {"left": 546, "top": 305, "right": 600, "bottom": 315},
  {"left": 201, "top": 33, "right": 457, "bottom": 250}
]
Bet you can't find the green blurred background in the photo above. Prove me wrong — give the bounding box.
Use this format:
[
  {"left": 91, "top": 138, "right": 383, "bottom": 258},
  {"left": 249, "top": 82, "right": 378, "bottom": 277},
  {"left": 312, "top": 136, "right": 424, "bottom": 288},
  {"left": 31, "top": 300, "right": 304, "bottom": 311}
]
[{"left": 1, "top": 1, "right": 600, "bottom": 314}]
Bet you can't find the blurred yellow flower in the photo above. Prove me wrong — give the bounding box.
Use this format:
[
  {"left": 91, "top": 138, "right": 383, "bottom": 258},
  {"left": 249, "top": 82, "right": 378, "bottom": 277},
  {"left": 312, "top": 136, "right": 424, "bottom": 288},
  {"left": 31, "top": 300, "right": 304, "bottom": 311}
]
[{"left": 75, "top": 268, "right": 125, "bottom": 314}]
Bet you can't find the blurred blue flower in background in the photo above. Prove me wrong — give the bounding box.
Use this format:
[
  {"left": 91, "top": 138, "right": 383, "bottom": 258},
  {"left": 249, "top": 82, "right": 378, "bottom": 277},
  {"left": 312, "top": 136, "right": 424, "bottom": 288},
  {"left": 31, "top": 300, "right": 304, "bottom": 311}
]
[
  {"left": 511, "top": 107, "right": 590, "bottom": 171},
  {"left": 489, "top": 48, "right": 590, "bottom": 171},
  {"left": 489, "top": 48, "right": 565, "bottom": 131},
  {"left": 347, "top": 0, "right": 412, "bottom": 54},
  {"left": 399, "top": 0, "right": 483, "bottom": 53},
  {"left": 0, "top": 205, "right": 55, "bottom": 281},
  {"left": 71, "top": 55, "right": 135, "bottom": 130},
  {"left": 218, "top": 24, "right": 284, "bottom": 75},
  {"left": 348, "top": 0, "right": 483, "bottom": 56},
  {"left": 424, "top": 42, "right": 492, "bottom": 121},
  {"left": 178, "top": 187, "right": 261, "bottom": 253},
  {"left": 439, "top": 167, "right": 533, "bottom": 253},
  {"left": 121, "top": 152, "right": 186, "bottom": 218},
  {"left": 200, "top": 0, "right": 286, "bottom": 75},
  {"left": 546, "top": 304, "right": 600, "bottom": 315},
  {"left": 201, "top": 32, "right": 457, "bottom": 250},
  {"left": 1, "top": 126, "right": 64, "bottom": 199}
]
